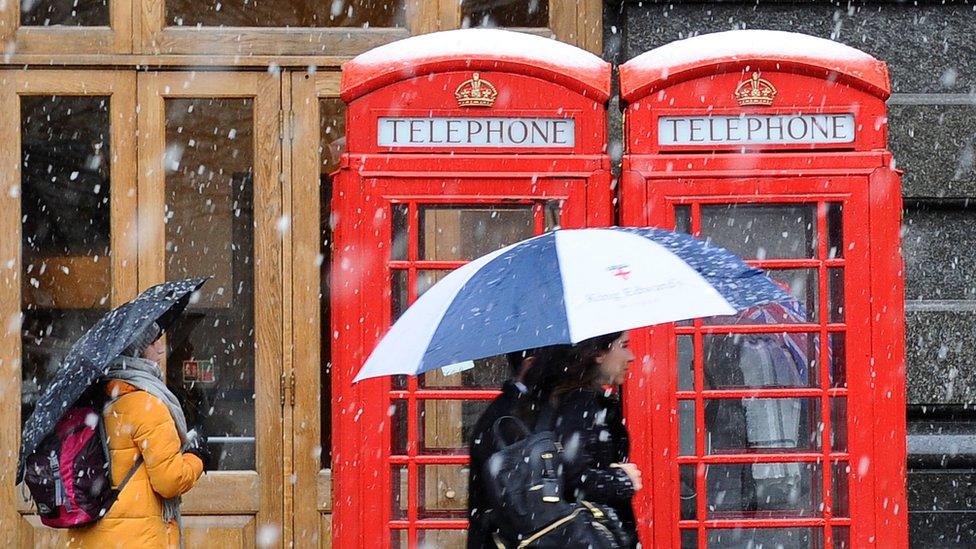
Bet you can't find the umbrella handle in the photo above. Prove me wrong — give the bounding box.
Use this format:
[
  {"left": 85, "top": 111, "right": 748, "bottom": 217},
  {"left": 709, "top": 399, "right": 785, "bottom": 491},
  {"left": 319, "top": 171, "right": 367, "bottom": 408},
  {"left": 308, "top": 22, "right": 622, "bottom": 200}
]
[{"left": 491, "top": 415, "right": 531, "bottom": 449}]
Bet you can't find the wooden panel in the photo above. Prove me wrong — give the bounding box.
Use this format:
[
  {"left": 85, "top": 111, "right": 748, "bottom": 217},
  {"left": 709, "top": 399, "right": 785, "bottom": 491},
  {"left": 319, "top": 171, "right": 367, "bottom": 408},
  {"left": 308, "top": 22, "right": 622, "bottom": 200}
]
[
  {"left": 317, "top": 470, "right": 334, "bottom": 511},
  {"left": 135, "top": 72, "right": 166, "bottom": 296},
  {"left": 147, "top": 26, "right": 408, "bottom": 56},
  {"left": 438, "top": 0, "right": 461, "bottom": 30},
  {"left": 578, "top": 0, "right": 603, "bottom": 55},
  {"left": 406, "top": 0, "right": 440, "bottom": 35},
  {"left": 108, "top": 72, "right": 139, "bottom": 306},
  {"left": 425, "top": 400, "right": 464, "bottom": 450},
  {"left": 1, "top": 54, "right": 349, "bottom": 69},
  {"left": 419, "top": 529, "right": 465, "bottom": 548},
  {"left": 423, "top": 465, "right": 468, "bottom": 512},
  {"left": 178, "top": 472, "right": 262, "bottom": 513},
  {"left": 252, "top": 71, "right": 285, "bottom": 549},
  {"left": 550, "top": 1, "right": 579, "bottom": 45},
  {"left": 182, "top": 515, "right": 256, "bottom": 547},
  {"left": 136, "top": 0, "right": 413, "bottom": 56},
  {"left": 289, "top": 73, "right": 321, "bottom": 535},
  {"left": 314, "top": 77, "right": 342, "bottom": 97},
  {"left": 320, "top": 513, "right": 333, "bottom": 549},
  {"left": 0, "top": 4, "right": 14, "bottom": 45},
  {"left": 137, "top": 0, "right": 164, "bottom": 53},
  {"left": 17, "top": 514, "right": 73, "bottom": 548},
  {"left": 22, "top": 515, "right": 260, "bottom": 547},
  {"left": 2, "top": 0, "right": 132, "bottom": 54},
  {"left": 281, "top": 72, "right": 296, "bottom": 549}
]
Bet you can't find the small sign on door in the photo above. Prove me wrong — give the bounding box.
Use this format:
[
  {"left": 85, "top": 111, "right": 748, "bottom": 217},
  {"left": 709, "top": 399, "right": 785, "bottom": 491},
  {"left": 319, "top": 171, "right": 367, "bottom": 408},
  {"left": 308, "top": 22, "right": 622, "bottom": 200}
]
[{"left": 183, "top": 359, "right": 216, "bottom": 385}]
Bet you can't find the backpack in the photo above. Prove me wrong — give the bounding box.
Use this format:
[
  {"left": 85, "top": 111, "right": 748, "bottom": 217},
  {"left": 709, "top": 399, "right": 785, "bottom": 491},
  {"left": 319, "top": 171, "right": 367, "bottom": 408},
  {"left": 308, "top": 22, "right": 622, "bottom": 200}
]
[
  {"left": 23, "top": 402, "right": 142, "bottom": 528},
  {"left": 484, "top": 414, "right": 630, "bottom": 548}
]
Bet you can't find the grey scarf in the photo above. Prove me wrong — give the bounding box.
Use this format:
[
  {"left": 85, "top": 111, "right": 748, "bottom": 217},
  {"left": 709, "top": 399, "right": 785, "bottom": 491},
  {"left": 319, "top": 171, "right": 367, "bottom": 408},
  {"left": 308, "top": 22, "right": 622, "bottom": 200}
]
[{"left": 104, "top": 355, "right": 187, "bottom": 544}]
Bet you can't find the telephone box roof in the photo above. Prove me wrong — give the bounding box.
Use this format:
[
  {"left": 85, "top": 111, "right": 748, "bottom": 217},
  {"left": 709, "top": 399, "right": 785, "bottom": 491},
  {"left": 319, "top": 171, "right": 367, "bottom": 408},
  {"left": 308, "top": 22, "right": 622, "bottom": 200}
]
[
  {"left": 341, "top": 29, "right": 612, "bottom": 103},
  {"left": 619, "top": 30, "right": 890, "bottom": 102}
]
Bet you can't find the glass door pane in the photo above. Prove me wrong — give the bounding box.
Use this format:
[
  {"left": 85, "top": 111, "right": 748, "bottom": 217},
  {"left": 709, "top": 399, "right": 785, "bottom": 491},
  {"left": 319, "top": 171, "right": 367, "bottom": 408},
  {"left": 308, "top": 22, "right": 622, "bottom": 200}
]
[
  {"left": 20, "top": 95, "right": 112, "bottom": 427},
  {"left": 21, "top": 0, "right": 109, "bottom": 26},
  {"left": 163, "top": 97, "right": 256, "bottom": 470},
  {"left": 388, "top": 201, "right": 546, "bottom": 546},
  {"left": 165, "top": 0, "right": 406, "bottom": 27},
  {"left": 462, "top": 0, "right": 549, "bottom": 28},
  {"left": 676, "top": 199, "right": 850, "bottom": 548},
  {"left": 339, "top": 176, "right": 592, "bottom": 548}
]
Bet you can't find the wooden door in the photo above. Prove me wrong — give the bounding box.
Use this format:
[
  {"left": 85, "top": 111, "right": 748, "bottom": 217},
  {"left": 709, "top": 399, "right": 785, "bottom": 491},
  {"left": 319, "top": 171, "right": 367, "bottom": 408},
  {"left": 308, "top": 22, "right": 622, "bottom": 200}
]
[
  {"left": 288, "top": 70, "right": 345, "bottom": 548},
  {"left": 137, "top": 71, "right": 284, "bottom": 546},
  {"left": 0, "top": 69, "right": 137, "bottom": 547}
]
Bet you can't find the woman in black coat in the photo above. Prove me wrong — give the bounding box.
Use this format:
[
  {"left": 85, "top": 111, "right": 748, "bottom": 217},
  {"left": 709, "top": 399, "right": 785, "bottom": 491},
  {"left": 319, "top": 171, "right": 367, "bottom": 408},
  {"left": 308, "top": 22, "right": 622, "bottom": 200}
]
[{"left": 521, "top": 331, "right": 642, "bottom": 547}]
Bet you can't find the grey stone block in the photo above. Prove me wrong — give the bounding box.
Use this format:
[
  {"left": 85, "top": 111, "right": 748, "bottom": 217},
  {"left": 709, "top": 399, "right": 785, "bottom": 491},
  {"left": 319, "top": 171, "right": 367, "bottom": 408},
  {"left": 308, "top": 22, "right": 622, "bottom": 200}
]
[
  {"left": 909, "top": 469, "right": 976, "bottom": 510},
  {"left": 906, "top": 311, "right": 976, "bottom": 405},
  {"left": 890, "top": 105, "right": 976, "bottom": 198},
  {"left": 909, "top": 470, "right": 976, "bottom": 547},
  {"left": 902, "top": 206, "right": 976, "bottom": 299}
]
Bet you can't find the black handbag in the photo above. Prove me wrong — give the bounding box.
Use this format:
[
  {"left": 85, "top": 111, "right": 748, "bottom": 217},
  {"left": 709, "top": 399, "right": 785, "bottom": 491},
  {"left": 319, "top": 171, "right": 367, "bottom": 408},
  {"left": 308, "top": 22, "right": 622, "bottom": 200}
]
[{"left": 483, "top": 413, "right": 630, "bottom": 548}]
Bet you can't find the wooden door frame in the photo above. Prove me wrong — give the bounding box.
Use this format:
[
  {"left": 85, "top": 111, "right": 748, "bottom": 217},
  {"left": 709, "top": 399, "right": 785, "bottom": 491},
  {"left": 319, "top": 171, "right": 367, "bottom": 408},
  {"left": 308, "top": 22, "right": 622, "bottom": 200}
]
[
  {"left": 0, "top": 69, "right": 137, "bottom": 546},
  {"left": 289, "top": 69, "right": 342, "bottom": 547},
  {"left": 135, "top": 0, "right": 436, "bottom": 55},
  {"left": 136, "top": 70, "right": 284, "bottom": 541}
]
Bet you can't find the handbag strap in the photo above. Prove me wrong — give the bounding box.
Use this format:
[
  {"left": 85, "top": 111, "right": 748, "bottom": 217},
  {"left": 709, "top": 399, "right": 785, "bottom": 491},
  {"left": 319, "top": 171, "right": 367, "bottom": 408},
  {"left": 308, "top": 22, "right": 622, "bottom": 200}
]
[
  {"left": 492, "top": 416, "right": 531, "bottom": 449},
  {"left": 102, "top": 390, "right": 144, "bottom": 495},
  {"left": 114, "top": 456, "right": 144, "bottom": 494}
]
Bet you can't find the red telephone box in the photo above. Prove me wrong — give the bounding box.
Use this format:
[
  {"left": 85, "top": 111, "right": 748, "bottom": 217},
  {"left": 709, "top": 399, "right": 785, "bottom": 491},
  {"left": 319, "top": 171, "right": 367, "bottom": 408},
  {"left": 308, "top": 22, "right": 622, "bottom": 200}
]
[
  {"left": 618, "top": 31, "right": 907, "bottom": 548},
  {"left": 331, "top": 30, "right": 613, "bottom": 547}
]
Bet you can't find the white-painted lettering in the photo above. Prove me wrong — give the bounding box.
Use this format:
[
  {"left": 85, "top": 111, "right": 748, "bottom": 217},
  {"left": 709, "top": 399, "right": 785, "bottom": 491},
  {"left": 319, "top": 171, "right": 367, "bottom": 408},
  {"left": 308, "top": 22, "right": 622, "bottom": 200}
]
[{"left": 377, "top": 117, "right": 577, "bottom": 148}]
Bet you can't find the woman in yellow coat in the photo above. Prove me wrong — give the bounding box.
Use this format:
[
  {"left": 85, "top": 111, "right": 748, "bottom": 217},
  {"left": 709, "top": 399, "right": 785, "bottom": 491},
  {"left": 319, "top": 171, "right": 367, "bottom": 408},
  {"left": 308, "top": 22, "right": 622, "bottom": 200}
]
[{"left": 69, "top": 323, "right": 208, "bottom": 548}]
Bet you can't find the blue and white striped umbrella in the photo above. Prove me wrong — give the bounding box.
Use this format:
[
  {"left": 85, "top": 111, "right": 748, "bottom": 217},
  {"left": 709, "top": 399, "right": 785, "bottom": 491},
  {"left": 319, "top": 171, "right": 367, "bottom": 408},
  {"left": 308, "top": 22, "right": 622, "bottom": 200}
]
[{"left": 354, "top": 227, "right": 792, "bottom": 382}]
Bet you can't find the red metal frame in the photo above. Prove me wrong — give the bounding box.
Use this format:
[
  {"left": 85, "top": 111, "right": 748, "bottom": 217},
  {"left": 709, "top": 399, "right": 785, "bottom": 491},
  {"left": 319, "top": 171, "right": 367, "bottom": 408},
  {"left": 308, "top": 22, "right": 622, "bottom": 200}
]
[
  {"left": 620, "top": 41, "right": 905, "bottom": 549},
  {"left": 622, "top": 171, "right": 898, "bottom": 548},
  {"left": 336, "top": 177, "right": 609, "bottom": 547},
  {"left": 335, "top": 41, "right": 613, "bottom": 547}
]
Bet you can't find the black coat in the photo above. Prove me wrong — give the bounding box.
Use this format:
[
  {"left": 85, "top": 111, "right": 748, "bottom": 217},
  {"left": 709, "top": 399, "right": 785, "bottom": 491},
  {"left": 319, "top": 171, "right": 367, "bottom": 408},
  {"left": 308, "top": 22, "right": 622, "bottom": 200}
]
[
  {"left": 552, "top": 388, "right": 638, "bottom": 545},
  {"left": 467, "top": 380, "right": 528, "bottom": 549}
]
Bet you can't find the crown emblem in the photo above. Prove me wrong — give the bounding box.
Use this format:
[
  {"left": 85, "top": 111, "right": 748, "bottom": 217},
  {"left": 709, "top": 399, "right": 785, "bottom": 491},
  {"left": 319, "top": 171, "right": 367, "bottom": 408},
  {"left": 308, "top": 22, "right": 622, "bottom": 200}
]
[
  {"left": 734, "top": 72, "right": 777, "bottom": 106},
  {"left": 455, "top": 73, "right": 498, "bottom": 108}
]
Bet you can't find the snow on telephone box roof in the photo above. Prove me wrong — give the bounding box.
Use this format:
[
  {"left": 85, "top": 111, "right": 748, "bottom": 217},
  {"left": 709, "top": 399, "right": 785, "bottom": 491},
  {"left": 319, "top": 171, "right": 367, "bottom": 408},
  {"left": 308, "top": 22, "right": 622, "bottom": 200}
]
[
  {"left": 619, "top": 30, "right": 890, "bottom": 103},
  {"left": 341, "top": 29, "right": 612, "bottom": 103}
]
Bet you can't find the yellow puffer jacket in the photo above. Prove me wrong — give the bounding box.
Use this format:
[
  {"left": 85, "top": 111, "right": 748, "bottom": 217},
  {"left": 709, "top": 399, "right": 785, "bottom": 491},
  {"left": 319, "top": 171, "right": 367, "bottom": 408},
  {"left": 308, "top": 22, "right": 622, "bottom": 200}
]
[{"left": 68, "top": 380, "right": 204, "bottom": 548}]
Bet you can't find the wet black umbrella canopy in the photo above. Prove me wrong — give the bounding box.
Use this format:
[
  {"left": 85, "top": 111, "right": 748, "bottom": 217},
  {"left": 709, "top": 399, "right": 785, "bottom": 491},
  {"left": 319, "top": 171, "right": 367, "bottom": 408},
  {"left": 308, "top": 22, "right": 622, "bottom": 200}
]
[{"left": 17, "top": 277, "right": 207, "bottom": 482}]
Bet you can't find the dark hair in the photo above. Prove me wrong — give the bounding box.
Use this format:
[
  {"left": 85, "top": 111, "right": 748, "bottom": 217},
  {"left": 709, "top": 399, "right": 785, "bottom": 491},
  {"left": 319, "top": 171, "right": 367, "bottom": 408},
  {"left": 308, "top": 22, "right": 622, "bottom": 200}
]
[
  {"left": 517, "top": 332, "right": 623, "bottom": 422},
  {"left": 549, "top": 332, "right": 623, "bottom": 405},
  {"left": 514, "top": 345, "right": 572, "bottom": 421},
  {"left": 122, "top": 322, "right": 162, "bottom": 358},
  {"left": 506, "top": 349, "right": 535, "bottom": 377}
]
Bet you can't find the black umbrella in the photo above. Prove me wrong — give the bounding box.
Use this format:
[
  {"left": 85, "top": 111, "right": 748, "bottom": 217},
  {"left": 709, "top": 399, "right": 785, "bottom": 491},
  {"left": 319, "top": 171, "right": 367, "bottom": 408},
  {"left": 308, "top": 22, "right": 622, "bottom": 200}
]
[{"left": 17, "top": 277, "right": 208, "bottom": 482}]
